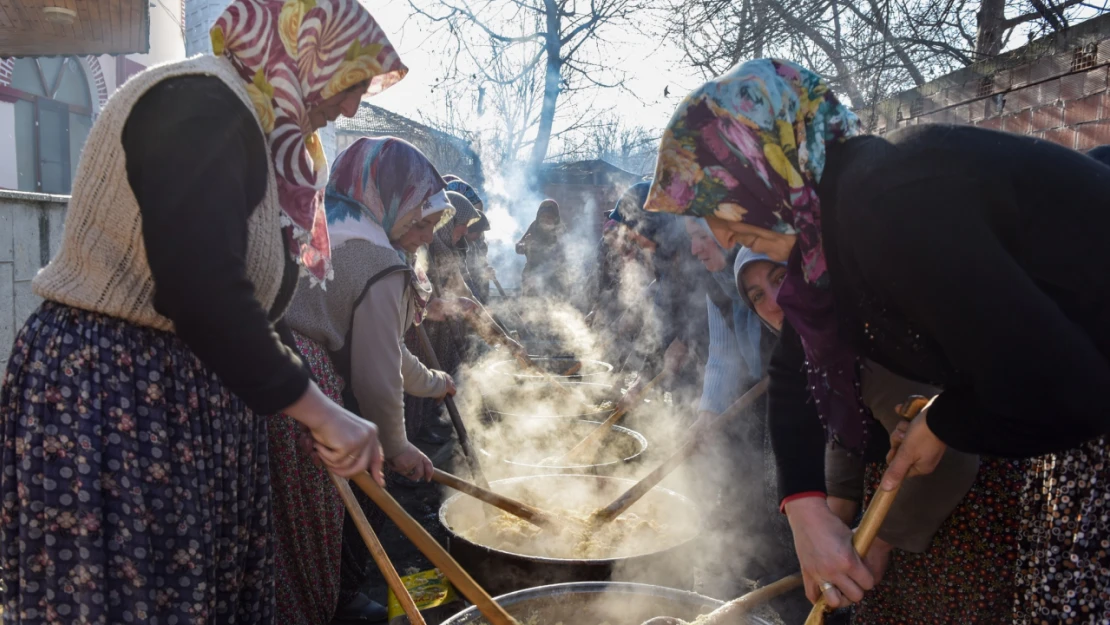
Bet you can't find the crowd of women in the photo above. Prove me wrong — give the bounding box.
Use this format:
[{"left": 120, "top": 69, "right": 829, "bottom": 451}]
[{"left": 0, "top": 0, "right": 1105, "bottom": 622}]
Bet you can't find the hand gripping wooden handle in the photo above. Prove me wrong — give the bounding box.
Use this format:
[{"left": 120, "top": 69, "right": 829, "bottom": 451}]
[{"left": 803, "top": 395, "right": 928, "bottom": 624}]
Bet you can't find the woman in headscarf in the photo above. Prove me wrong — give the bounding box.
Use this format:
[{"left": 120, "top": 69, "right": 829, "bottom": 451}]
[
  {"left": 0, "top": 1, "right": 401, "bottom": 621},
  {"left": 610, "top": 183, "right": 709, "bottom": 409},
  {"left": 681, "top": 218, "right": 814, "bottom": 619},
  {"left": 403, "top": 190, "right": 485, "bottom": 444},
  {"left": 279, "top": 137, "right": 461, "bottom": 622},
  {"left": 735, "top": 247, "right": 1021, "bottom": 622},
  {"left": 516, "top": 199, "right": 568, "bottom": 298},
  {"left": 646, "top": 58, "right": 1109, "bottom": 621},
  {"left": 444, "top": 178, "right": 493, "bottom": 303},
  {"left": 463, "top": 210, "right": 493, "bottom": 303}
]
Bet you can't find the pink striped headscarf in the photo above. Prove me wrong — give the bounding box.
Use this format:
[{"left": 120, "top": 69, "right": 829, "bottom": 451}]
[{"left": 211, "top": 0, "right": 407, "bottom": 286}]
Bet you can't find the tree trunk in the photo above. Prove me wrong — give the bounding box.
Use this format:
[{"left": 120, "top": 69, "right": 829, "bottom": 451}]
[
  {"left": 528, "top": 0, "right": 563, "bottom": 170},
  {"left": 976, "top": 0, "right": 1007, "bottom": 59}
]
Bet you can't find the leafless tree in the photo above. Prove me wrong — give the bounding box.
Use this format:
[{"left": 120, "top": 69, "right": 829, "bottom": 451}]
[
  {"left": 665, "top": 0, "right": 1104, "bottom": 108},
  {"left": 553, "top": 114, "right": 658, "bottom": 172},
  {"left": 408, "top": 0, "right": 648, "bottom": 171}
]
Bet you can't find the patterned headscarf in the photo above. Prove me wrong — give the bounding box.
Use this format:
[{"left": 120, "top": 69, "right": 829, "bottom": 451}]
[
  {"left": 325, "top": 137, "right": 451, "bottom": 323},
  {"left": 469, "top": 210, "right": 491, "bottom": 234},
  {"left": 644, "top": 58, "right": 872, "bottom": 452},
  {"left": 444, "top": 192, "right": 482, "bottom": 231},
  {"left": 325, "top": 137, "right": 452, "bottom": 256},
  {"left": 445, "top": 179, "right": 485, "bottom": 211},
  {"left": 210, "top": 0, "right": 407, "bottom": 287}
]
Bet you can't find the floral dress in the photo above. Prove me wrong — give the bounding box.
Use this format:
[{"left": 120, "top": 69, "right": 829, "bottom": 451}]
[{"left": 1, "top": 302, "right": 273, "bottom": 624}]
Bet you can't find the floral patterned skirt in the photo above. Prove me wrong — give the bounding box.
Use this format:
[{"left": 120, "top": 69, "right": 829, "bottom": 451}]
[
  {"left": 269, "top": 332, "right": 345, "bottom": 625},
  {"left": 852, "top": 456, "right": 1028, "bottom": 624},
  {"left": 1016, "top": 436, "right": 1110, "bottom": 625},
  {"left": 0, "top": 301, "right": 273, "bottom": 624}
]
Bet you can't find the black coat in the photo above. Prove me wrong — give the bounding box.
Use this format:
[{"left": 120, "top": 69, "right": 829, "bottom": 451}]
[{"left": 770, "top": 124, "right": 1110, "bottom": 499}]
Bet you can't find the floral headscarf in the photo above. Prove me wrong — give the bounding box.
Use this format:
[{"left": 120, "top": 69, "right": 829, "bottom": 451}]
[
  {"left": 210, "top": 0, "right": 407, "bottom": 287},
  {"left": 325, "top": 137, "right": 452, "bottom": 255},
  {"left": 445, "top": 179, "right": 485, "bottom": 211},
  {"left": 325, "top": 137, "right": 452, "bottom": 322},
  {"left": 644, "top": 58, "right": 872, "bottom": 452}
]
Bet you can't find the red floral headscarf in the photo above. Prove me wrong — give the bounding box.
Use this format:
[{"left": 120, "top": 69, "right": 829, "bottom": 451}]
[{"left": 211, "top": 0, "right": 407, "bottom": 286}]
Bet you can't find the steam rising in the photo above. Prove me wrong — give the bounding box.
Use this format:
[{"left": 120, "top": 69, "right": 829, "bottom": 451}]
[{"left": 428, "top": 158, "right": 778, "bottom": 619}]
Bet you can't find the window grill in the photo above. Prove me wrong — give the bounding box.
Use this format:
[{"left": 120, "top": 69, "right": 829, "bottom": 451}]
[
  {"left": 1071, "top": 44, "right": 1097, "bottom": 72},
  {"left": 910, "top": 98, "right": 926, "bottom": 117},
  {"left": 976, "top": 76, "right": 994, "bottom": 98}
]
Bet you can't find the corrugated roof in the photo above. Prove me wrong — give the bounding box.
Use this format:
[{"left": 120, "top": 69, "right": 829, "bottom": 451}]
[
  {"left": 336, "top": 102, "right": 484, "bottom": 188},
  {"left": 538, "top": 159, "right": 643, "bottom": 186}
]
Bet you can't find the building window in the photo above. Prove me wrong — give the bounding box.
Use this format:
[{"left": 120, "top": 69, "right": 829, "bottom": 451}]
[
  {"left": 11, "top": 57, "right": 93, "bottom": 194},
  {"left": 910, "top": 97, "right": 926, "bottom": 117},
  {"left": 976, "top": 76, "right": 994, "bottom": 98},
  {"left": 1071, "top": 44, "right": 1097, "bottom": 72}
]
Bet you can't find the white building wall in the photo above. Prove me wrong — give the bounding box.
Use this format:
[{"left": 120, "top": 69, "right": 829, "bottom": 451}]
[
  {"left": 0, "top": 103, "right": 16, "bottom": 190},
  {"left": 132, "top": 0, "right": 187, "bottom": 67}
]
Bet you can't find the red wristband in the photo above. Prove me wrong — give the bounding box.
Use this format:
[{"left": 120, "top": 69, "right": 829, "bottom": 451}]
[{"left": 779, "top": 491, "right": 827, "bottom": 514}]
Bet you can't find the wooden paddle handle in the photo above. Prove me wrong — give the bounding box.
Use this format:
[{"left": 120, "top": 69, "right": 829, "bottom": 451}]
[
  {"left": 459, "top": 309, "right": 576, "bottom": 398},
  {"left": 350, "top": 472, "right": 519, "bottom": 625},
  {"left": 414, "top": 325, "right": 489, "bottom": 490},
  {"left": 803, "top": 396, "right": 929, "bottom": 625},
  {"left": 560, "top": 362, "right": 583, "bottom": 376},
  {"left": 592, "top": 377, "right": 769, "bottom": 524},
  {"left": 330, "top": 473, "right": 426, "bottom": 625},
  {"left": 697, "top": 573, "right": 804, "bottom": 624},
  {"left": 558, "top": 373, "right": 663, "bottom": 465},
  {"left": 431, "top": 468, "right": 561, "bottom": 530}
]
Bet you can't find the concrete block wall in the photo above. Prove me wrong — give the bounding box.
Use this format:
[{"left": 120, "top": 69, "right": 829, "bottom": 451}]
[
  {"left": 860, "top": 13, "right": 1110, "bottom": 150},
  {"left": 0, "top": 190, "right": 67, "bottom": 369}
]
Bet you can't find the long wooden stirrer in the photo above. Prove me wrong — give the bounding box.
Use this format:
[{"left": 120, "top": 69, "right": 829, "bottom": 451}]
[
  {"left": 490, "top": 275, "right": 508, "bottom": 299},
  {"left": 431, "top": 468, "right": 581, "bottom": 531},
  {"left": 641, "top": 573, "right": 804, "bottom": 625},
  {"left": 803, "top": 396, "right": 930, "bottom": 625},
  {"left": 461, "top": 309, "right": 578, "bottom": 398},
  {"left": 560, "top": 361, "right": 583, "bottom": 376},
  {"left": 351, "top": 472, "right": 520, "bottom": 625},
  {"left": 552, "top": 373, "right": 664, "bottom": 466},
  {"left": 590, "top": 378, "right": 770, "bottom": 525},
  {"left": 415, "top": 324, "right": 489, "bottom": 490},
  {"left": 329, "top": 473, "right": 426, "bottom": 625}
]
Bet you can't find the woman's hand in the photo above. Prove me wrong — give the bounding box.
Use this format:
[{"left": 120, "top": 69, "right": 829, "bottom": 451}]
[
  {"left": 617, "top": 379, "right": 645, "bottom": 411},
  {"left": 861, "top": 534, "right": 894, "bottom": 586},
  {"left": 425, "top": 298, "right": 448, "bottom": 322},
  {"left": 425, "top": 298, "right": 479, "bottom": 322},
  {"left": 436, "top": 374, "right": 457, "bottom": 401},
  {"left": 785, "top": 497, "right": 875, "bottom": 608},
  {"left": 505, "top": 337, "right": 529, "bottom": 362},
  {"left": 388, "top": 442, "right": 434, "bottom": 482},
  {"left": 881, "top": 408, "right": 946, "bottom": 491},
  {"left": 661, "top": 340, "right": 689, "bottom": 383},
  {"left": 284, "top": 383, "right": 384, "bottom": 483}
]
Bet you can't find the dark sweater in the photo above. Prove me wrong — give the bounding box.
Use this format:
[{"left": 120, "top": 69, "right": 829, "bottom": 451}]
[
  {"left": 770, "top": 124, "right": 1110, "bottom": 500},
  {"left": 121, "top": 75, "right": 308, "bottom": 415}
]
